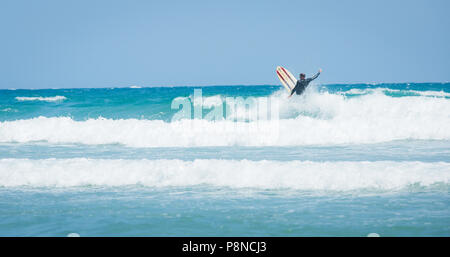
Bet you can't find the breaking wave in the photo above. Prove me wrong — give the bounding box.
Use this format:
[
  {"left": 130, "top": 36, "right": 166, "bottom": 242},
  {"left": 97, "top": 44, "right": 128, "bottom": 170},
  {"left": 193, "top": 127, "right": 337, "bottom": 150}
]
[
  {"left": 1, "top": 158, "right": 448, "bottom": 190},
  {"left": 1, "top": 88, "right": 449, "bottom": 147}
]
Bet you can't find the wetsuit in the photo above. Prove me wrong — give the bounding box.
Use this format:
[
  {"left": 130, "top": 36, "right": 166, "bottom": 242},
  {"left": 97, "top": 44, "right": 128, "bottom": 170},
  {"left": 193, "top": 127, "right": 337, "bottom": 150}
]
[{"left": 290, "top": 71, "right": 321, "bottom": 96}]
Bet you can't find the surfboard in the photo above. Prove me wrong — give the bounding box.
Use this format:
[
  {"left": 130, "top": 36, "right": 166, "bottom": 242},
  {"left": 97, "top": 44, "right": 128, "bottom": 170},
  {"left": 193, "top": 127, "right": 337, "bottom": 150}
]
[{"left": 276, "top": 66, "right": 297, "bottom": 92}]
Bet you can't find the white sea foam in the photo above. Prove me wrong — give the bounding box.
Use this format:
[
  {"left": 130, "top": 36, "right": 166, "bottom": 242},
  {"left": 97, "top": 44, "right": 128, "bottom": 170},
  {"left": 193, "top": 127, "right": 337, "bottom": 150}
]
[
  {"left": 2, "top": 88, "right": 449, "bottom": 147},
  {"left": 340, "top": 88, "right": 450, "bottom": 97},
  {"left": 15, "top": 96, "right": 67, "bottom": 102},
  {"left": 0, "top": 158, "right": 448, "bottom": 190},
  {"left": 2, "top": 114, "right": 449, "bottom": 147},
  {"left": 412, "top": 90, "right": 450, "bottom": 97}
]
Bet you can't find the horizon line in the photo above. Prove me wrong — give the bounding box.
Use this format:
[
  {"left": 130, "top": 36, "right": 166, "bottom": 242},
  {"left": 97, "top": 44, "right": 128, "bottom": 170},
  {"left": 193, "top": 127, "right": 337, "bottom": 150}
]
[{"left": 1, "top": 81, "right": 449, "bottom": 90}]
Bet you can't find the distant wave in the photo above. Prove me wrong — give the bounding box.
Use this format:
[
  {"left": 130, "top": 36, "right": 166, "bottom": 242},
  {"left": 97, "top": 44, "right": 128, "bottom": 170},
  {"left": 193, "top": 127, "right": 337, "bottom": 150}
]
[
  {"left": 413, "top": 90, "right": 450, "bottom": 97},
  {"left": 15, "top": 96, "right": 67, "bottom": 102},
  {"left": 1, "top": 108, "right": 18, "bottom": 113},
  {"left": 339, "top": 88, "right": 450, "bottom": 97},
  {"left": 0, "top": 158, "right": 448, "bottom": 190}
]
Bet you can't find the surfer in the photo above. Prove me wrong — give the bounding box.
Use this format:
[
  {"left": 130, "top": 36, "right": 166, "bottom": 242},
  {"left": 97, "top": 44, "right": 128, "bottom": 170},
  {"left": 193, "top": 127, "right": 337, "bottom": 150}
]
[{"left": 288, "top": 68, "right": 322, "bottom": 97}]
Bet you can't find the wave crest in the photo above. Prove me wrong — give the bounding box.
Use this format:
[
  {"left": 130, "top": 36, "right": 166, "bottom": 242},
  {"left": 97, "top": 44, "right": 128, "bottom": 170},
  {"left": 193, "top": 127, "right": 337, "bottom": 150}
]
[
  {"left": 15, "top": 96, "right": 67, "bottom": 102},
  {"left": 0, "top": 158, "right": 448, "bottom": 190}
]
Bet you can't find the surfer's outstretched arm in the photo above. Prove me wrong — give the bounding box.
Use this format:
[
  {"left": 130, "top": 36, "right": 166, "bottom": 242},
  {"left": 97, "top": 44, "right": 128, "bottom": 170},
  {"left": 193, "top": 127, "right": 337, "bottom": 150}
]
[{"left": 309, "top": 69, "right": 321, "bottom": 81}]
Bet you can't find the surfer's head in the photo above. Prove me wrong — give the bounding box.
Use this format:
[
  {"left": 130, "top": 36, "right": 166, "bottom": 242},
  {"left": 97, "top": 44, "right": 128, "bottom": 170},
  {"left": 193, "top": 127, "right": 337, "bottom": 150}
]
[{"left": 300, "top": 73, "right": 306, "bottom": 80}]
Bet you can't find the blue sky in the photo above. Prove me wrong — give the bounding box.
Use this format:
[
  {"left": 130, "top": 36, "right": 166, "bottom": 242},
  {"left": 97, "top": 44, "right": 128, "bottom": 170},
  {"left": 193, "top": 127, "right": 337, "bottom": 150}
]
[{"left": 0, "top": 0, "right": 449, "bottom": 88}]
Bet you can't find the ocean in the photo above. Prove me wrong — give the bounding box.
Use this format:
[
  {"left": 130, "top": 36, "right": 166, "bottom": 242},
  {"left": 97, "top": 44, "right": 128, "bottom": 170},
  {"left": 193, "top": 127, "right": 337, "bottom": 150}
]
[{"left": 0, "top": 83, "right": 449, "bottom": 236}]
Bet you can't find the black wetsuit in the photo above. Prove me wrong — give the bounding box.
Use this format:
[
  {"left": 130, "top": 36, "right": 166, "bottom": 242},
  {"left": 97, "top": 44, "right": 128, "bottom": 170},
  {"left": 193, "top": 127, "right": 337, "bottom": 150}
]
[{"left": 290, "top": 71, "right": 321, "bottom": 96}]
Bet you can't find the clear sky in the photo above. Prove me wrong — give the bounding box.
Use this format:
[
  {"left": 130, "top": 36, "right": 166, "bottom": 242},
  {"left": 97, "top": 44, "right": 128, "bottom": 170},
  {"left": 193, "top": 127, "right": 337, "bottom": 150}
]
[{"left": 0, "top": 0, "right": 449, "bottom": 88}]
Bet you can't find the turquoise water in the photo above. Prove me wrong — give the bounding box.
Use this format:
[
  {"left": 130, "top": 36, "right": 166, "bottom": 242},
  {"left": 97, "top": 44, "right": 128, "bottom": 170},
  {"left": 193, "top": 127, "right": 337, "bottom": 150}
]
[{"left": 0, "top": 83, "right": 449, "bottom": 236}]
